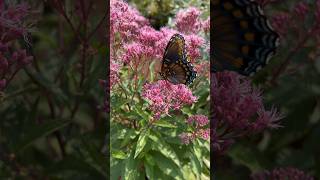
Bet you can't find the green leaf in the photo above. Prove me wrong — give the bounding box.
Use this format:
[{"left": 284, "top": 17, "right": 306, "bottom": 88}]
[
  {"left": 14, "top": 119, "right": 71, "bottom": 153},
  {"left": 153, "top": 119, "right": 177, "bottom": 128},
  {"left": 47, "top": 155, "right": 106, "bottom": 179},
  {"left": 149, "top": 132, "right": 181, "bottom": 167},
  {"left": 80, "top": 137, "right": 108, "bottom": 175},
  {"left": 124, "top": 150, "right": 141, "bottom": 180},
  {"left": 152, "top": 152, "right": 184, "bottom": 180},
  {"left": 144, "top": 157, "right": 155, "bottom": 180},
  {"left": 134, "top": 129, "right": 149, "bottom": 158},
  {"left": 189, "top": 151, "right": 202, "bottom": 178},
  {"left": 228, "top": 144, "right": 264, "bottom": 172},
  {"left": 112, "top": 150, "right": 128, "bottom": 159}
]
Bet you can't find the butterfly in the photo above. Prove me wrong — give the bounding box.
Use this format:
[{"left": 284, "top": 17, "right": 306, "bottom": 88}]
[
  {"left": 159, "top": 34, "right": 197, "bottom": 85},
  {"left": 212, "top": 0, "right": 280, "bottom": 76}
]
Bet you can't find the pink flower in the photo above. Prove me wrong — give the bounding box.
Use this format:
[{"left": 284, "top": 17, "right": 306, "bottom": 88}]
[
  {"left": 122, "top": 42, "right": 145, "bottom": 64},
  {"left": 179, "top": 133, "right": 192, "bottom": 145},
  {"left": 142, "top": 80, "right": 197, "bottom": 119},
  {"left": 0, "top": 79, "right": 6, "bottom": 90},
  {"left": 175, "top": 7, "right": 201, "bottom": 34},
  {"left": 212, "top": 72, "right": 282, "bottom": 153},
  {"left": 272, "top": 12, "right": 290, "bottom": 36},
  {"left": 180, "top": 115, "right": 209, "bottom": 144},
  {"left": 197, "top": 129, "right": 210, "bottom": 140},
  {"left": 185, "top": 34, "right": 205, "bottom": 62},
  {"left": 0, "top": 1, "right": 34, "bottom": 91},
  {"left": 110, "top": 59, "right": 120, "bottom": 88},
  {"left": 187, "top": 115, "right": 209, "bottom": 127},
  {"left": 110, "top": 0, "right": 148, "bottom": 43},
  {"left": 0, "top": 2, "right": 31, "bottom": 42},
  {"left": 293, "top": 2, "right": 309, "bottom": 19},
  {"left": 202, "top": 17, "right": 210, "bottom": 33}
]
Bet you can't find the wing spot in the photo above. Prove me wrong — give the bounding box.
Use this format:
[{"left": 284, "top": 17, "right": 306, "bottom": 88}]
[
  {"left": 223, "top": 2, "right": 234, "bottom": 10},
  {"left": 240, "top": 20, "right": 248, "bottom": 29},
  {"left": 244, "top": 33, "right": 255, "bottom": 41},
  {"left": 233, "top": 10, "right": 243, "bottom": 18},
  {"left": 242, "top": 46, "right": 250, "bottom": 55}
]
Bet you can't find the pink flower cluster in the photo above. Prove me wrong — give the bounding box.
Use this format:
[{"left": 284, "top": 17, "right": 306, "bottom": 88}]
[
  {"left": 270, "top": 1, "right": 320, "bottom": 37},
  {"left": 180, "top": 115, "right": 210, "bottom": 144},
  {"left": 142, "top": 80, "right": 197, "bottom": 119},
  {"left": 110, "top": 0, "right": 148, "bottom": 43},
  {"left": 213, "top": 72, "right": 282, "bottom": 132},
  {"left": 0, "top": 1, "right": 33, "bottom": 91},
  {"left": 251, "top": 167, "right": 314, "bottom": 180},
  {"left": 212, "top": 72, "right": 282, "bottom": 153},
  {"left": 110, "top": 0, "right": 209, "bottom": 89},
  {"left": 110, "top": 56, "right": 120, "bottom": 88},
  {"left": 175, "top": 7, "right": 201, "bottom": 34}
]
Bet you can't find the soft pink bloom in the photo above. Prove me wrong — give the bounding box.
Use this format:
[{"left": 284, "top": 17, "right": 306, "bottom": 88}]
[
  {"left": 194, "top": 61, "right": 209, "bottom": 77},
  {"left": 110, "top": 58, "right": 120, "bottom": 88},
  {"left": 213, "top": 72, "right": 281, "bottom": 132},
  {"left": 179, "top": 133, "right": 191, "bottom": 145},
  {"left": 0, "top": 79, "right": 6, "bottom": 90},
  {"left": 212, "top": 72, "right": 282, "bottom": 153},
  {"left": 202, "top": 17, "right": 210, "bottom": 33},
  {"left": 0, "top": 54, "right": 8, "bottom": 72},
  {"left": 293, "top": 2, "right": 309, "bottom": 19},
  {"left": 185, "top": 34, "right": 205, "bottom": 62},
  {"left": 272, "top": 12, "right": 290, "bottom": 36},
  {"left": 110, "top": 0, "right": 148, "bottom": 43},
  {"left": 0, "top": 1, "right": 33, "bottom": 91},
  {"left": 197, "top": 128, "right": 210, "bottom": 140},
  {"left": 180, "top": 115, "right": 209, "bottom": 144},
  {"left": 187, "top": 115, "right": 209, "bottom": 127},
  {"left": 122, "top": 42, "right": 145, "bottom": 64},
  {"left": 175, "top": 7, "right": 201, "bottom": 34},
  {"left": 142, "top": 80, "right": 197, "bottom": 119},
  {"left": 12, "top": 49, "right": 33, "bottom": 66},
  {"left": 0, "top": 2, "right": 31, "bottom": 42}
]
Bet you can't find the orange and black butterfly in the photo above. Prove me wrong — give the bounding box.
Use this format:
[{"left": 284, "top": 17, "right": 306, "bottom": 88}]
[
  {"left": 159, "top": 34, "right": 197, "bottom": 85},
  {"left": 212, "top": 0, "right": 280, "bottom": 76}
]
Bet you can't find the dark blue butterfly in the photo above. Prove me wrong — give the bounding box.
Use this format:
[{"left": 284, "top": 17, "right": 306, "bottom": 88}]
[
  {"left": 212, "top": 0, "right": 280, "bottom": 76},
  {"left": 160, "top": 34, "right": 197, "bottom": 85}
]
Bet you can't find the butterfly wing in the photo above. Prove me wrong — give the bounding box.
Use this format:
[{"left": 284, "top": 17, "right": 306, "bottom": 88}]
[
  {"left": 161, "top": 34, "right": 197, "bottom": 85},
  {"left": 212, "top": 0, "right": 279, "bottom": 76}
]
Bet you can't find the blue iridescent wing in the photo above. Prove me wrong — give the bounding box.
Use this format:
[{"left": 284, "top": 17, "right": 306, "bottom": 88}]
[
  {"left": 212, "top": 0, "right": 279, "bottom": 76},
  {"left": 161, "top": 34, "right": 197, "bottom": 85}
]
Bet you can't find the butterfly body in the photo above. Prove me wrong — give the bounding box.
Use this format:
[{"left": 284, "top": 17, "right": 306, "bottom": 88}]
[
  {"left": 212, "top": 0, "right": 279, "bottom": 76},
  {"left": 160, "top": 34, "right": 197, "bottom": 85}
]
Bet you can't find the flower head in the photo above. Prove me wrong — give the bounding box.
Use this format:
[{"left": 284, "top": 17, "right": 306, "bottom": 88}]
[
  {"left": 212, "top": 72, "right": 282, "bottom": 153},
  {"left": 110, "top": 0, "right": 148, "bottom": 42},
  {"left": 175, "top": 7, "right": 201, "bottom": 34},
  {"left": 180, "top": 115, "right": 209, "bottom": 144},
  {"left": 142, "top": 80, "right": 197, "bottom": 119}
]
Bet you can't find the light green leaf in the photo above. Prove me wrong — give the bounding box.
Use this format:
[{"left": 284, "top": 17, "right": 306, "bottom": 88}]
[
  {"left": 149, "top": 132, "right": 181, "bottom": 167},
  {"left": 153, "top": 153, "right": 184, "bottom": 180},
  {"left": 134, "top": 130, "right": 149, "bottom": 158},
  {"left": 124, "top": 150, "right": 140, "bottom": 180},
  {"left": 112, "top": 150, "right": 127, "bottom": 159}
]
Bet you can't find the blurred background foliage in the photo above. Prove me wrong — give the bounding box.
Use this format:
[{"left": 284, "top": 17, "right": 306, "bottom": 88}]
[
  {"left": 215, "top": 0, "right": 320, "bottom": 179},
  {"left": 128, "top": 0, "right": 209, "bottom": 30},
  {"left": 0, "top": 0, "right": 107, "bottom": 179}
]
